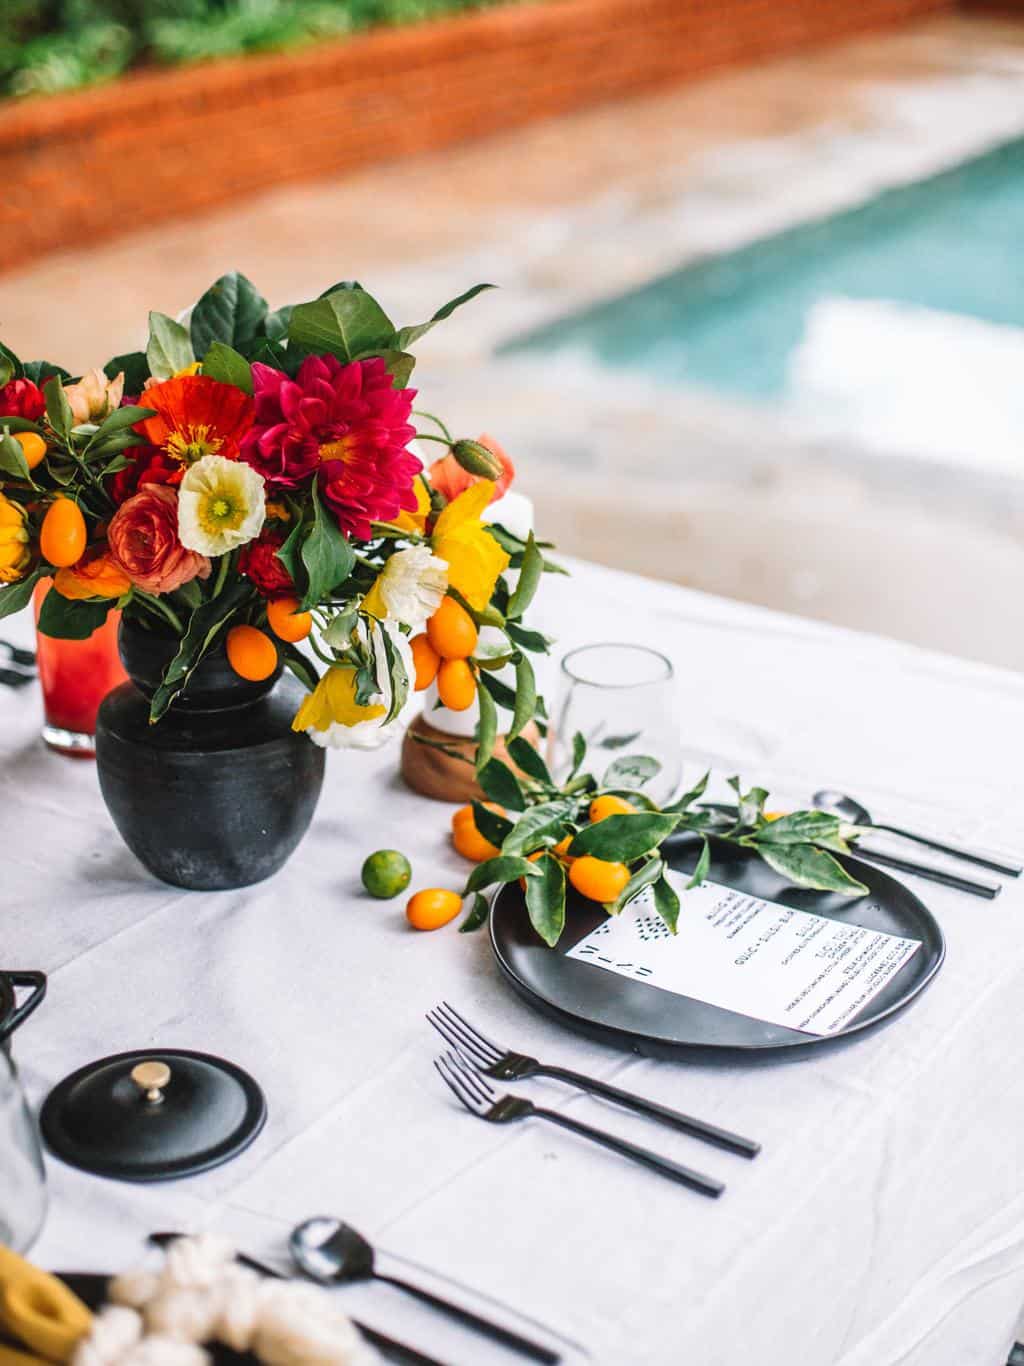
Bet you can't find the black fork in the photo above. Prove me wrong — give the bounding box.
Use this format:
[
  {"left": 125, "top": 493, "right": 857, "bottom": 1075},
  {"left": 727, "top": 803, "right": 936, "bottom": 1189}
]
[
  {"left": 434, "top": 1051, "right": 725, "bottom": 1198},
  {"left": 427, "top": 1001, "right": 760, "bottom": 1159}
]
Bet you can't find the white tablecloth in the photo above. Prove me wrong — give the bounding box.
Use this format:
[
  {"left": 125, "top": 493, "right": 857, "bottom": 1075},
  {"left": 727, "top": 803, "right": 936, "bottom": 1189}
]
[{"left": 5, "top": 558, "right": 1024, "bottom": 1366}]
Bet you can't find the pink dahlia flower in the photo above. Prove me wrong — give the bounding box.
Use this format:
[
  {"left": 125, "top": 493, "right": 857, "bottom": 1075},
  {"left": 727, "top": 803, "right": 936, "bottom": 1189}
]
[{"left": 241, "top": 355, "right": 420, "bottom": 539}]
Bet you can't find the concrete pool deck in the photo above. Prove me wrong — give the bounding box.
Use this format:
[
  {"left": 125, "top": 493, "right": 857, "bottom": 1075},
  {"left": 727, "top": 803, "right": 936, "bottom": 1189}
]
[{"left": 4, "top": 12, "right": 1024, "bottom": 666}]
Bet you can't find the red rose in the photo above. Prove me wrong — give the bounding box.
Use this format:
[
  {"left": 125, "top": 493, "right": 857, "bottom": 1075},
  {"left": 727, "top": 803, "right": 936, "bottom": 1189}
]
[
  {"left": 238, "top": 528, "right": 294, "bottom": 598},
  {"left": 108, "top": 446, "right": 183, "bottom": 505},
  {"left": 107, "top": 484, "right": 210, "bottom": 595},
  {"left": 0, "top": 378, "right": 45, "bottom": 423}
]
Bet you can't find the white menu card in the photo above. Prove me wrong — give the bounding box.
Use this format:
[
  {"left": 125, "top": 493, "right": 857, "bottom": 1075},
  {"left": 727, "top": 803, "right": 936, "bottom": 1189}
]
[{"left": 566, "top": 874, "right": 922, "bottom": 1036}]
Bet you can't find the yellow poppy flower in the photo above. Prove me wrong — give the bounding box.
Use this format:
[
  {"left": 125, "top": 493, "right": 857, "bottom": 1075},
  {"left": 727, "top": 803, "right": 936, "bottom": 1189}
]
[
  {"left": 292, "top": 666, "right": 385, "bottom": 735},
  {"left": 430, "top": 480, "right": 510, "bottom": 611}
]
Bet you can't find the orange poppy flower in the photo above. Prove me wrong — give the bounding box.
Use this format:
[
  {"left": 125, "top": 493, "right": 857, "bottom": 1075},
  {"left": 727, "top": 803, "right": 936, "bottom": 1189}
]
[
  {"left": 135, "top": 375, "right": 254, "bottom": 466},
  {"left": 53, "top": 550, "right": 132, "bottom": 600}
]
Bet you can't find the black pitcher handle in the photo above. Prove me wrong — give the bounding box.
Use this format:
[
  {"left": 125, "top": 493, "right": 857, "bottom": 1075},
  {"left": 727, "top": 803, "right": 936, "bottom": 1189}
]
[{"left": 1, "top": 971, "right": 47, "bottom": 1042}]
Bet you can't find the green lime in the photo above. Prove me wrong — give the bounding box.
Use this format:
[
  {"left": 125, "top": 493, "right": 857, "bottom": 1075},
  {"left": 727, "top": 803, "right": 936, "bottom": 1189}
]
[{"left": 361, "top": 849, "right": 412, "bottom": 899}]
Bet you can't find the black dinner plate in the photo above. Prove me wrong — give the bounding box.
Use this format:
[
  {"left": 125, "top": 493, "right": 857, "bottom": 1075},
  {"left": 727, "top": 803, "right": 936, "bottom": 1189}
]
[{"left": 489, "top": 836, "right": 945, "bottom": 1059}]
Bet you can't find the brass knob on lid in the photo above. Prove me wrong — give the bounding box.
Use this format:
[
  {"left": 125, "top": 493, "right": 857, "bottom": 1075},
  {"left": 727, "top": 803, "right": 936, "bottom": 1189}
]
[{"left": 131, "top": 1060, "right": 171, "bottom": 1105}]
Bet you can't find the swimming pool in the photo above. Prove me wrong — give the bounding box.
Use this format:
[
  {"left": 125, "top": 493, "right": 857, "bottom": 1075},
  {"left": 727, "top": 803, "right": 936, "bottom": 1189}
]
[{"left": 504, "top": 136, "right": 1024, "bottom": 405}]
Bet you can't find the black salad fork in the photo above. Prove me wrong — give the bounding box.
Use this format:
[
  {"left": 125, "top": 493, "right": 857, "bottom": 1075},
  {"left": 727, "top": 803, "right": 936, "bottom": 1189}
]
[
  {"left": 434, "top": 1050, "right": 725, "bottom": 1197},
  {"left": 427, "top": 1001, "right": 759, "bottom": 1158}
]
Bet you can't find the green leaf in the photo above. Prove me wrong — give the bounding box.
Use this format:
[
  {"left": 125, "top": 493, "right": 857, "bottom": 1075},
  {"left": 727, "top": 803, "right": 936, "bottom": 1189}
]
[
  {"left": 505, "top": 621, "right": 551, "bottom": 654},
  {"left": 478, "top": 670, "right": 517, "bottom": 712},
  {"left": 508, "top": 653, "right": 536, "bottom": 742},
  {"left": 471, "top": 800, "right": 515, "bottom": 848},
  {"left": 476, "top": 757, "right": 527, "bottom": 811},
  {"left": 0, "top": 566, "right": 46, "bottom": 620},
  {"left": 23, "top": 360, "right": 70, "bottom": 386},
  {"left": 603, "top": 754, "right": 662, "bottom": 790},
  {"left": 652, "top": 874, "right": 681, "bottom": 933},
  {"left": 322, "top": 610, "right": 357, "bottom": 649},
  {"left": 85, "top": 404, "right": 155, "bottom": 449},
  {"left": 104, "top": 351, "right": 150, "bottom": 393},
  {"left": 300, "top": 484, "right": 355, "bottom": 610},
  {"left": 0, "top": 433, "right": 30, "bottom": 480},
  {"left": 392, "top": 284, "right": 496, "bottom": 351},
  {"left": 0, "top": 343, "right": 18, "bottom": 387},
  {"left": 464, "top": 854, "right": 543, "bottom": 895},
  {"left": 44, "top": 376, "right": 73, "bottom": 443},
  {"left": 459, "top": 892, "right": 491, "bottom": 934},
  {"left": 664, "top": 770, "right": 710, "bottom": 814},
  {"left": 275, "top": 512, "right": 308, "bottom": 596},
  {"left": 148, "top": 580, "right": 250, "bottom": 722},
  {"left": 475, "top": 672, "right": 497, "bottom": 771},
  {"left": 755, "top": 811, "right": 848, "bottom": 850},
  {"left": 506, "top": 533, "right": 543, "bottom": 620},
  {"left": 501, "top": 800, "right": 572, "bottom": 857},
  {"left": 506, "top": 734, "right": 551, "bottom": 785},
  {"left": 728, "top": 777, "right": 769, "bottom": 829},
  {"left": 569, "top": 812, "right": 680, "bottom": 862},
  {"left": 612, "top": 856, "right": 664, "bottom": 914},
  {"left": 37, "top": 591, "right": 114, "bottom": 640},
  {"left": 288, "top": 287, "right": 394, "bottom": 363},
  {"left": 201, "top": 341, "right": 254, "bottom": 395},
  {"left": 0, "top": 416, "right": 44, "bottom": 436},
  {"left": 146, "top": 312, "right": 194, "bottom": 382},
  {"left": 757, "top": 843, "right": 868, "bottom": 897},
  {"left": 190, "top": 272, "right": 268, "bottom": 357},
  {"left": 263, "top": 305, "right": 293, "bottom": 343},
  {"left": 687, "top": 837, "right": 711, "bottom": 890},
  {"left": 376, "top": 621, "right": 409, "bottom": 725},
  {"left": 568, "top": 731, "right": 587, "bottom": 780},
  {"left": 525, "top": 853, "right": 566, "bottom": 947}
]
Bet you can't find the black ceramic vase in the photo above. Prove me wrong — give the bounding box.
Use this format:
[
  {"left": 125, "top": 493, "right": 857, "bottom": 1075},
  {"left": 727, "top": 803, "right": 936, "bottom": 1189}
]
[{"left": 96, "top": 618, "right": 325, "bottom": 891}]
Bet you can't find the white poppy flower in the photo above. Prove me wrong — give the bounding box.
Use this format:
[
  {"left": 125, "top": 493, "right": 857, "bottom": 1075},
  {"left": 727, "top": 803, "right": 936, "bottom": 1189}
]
[
  {"left": 177, "top": 455, "right": 265, "bottom": 557},
  {"left": 363, "top": 544, "right": 447, "bottom": 629}
]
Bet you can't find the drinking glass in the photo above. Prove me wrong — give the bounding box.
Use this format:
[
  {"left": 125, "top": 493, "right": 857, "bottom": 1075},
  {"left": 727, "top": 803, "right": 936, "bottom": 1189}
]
[
  {"left": 549, "top": 643, "right": 682, "bottom": 805},
  {"left": 0, "top": 1050, "right": 47, "bottom": 1252},
  {"left": 33, "top": 580, "right": 127, "bottom": 757}
]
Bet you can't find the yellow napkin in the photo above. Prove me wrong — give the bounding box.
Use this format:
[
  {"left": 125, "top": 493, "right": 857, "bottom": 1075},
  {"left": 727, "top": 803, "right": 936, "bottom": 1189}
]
[{"left": 0, "top": 1247, "right": 92, "bottom": 1364}]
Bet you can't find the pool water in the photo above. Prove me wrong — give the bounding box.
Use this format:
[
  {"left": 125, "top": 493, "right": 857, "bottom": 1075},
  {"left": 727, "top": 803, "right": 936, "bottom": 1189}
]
[{"left": 505, "top": 137, "right": 1024, "bottom": 403}]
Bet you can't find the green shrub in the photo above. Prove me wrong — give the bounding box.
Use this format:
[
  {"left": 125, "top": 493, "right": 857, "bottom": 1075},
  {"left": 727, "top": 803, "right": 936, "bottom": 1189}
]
[{"left": 1, "top": 0, "right": 508, "bottom": 97}]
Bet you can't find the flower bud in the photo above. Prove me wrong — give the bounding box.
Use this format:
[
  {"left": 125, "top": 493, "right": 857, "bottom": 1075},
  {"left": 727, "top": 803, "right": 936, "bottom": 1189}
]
[
  {"left": 450, "top": 438, "right": 503, "bottom": 480},
  {"left": 64, "top": 368, "right": 125, "bottom": 425}
]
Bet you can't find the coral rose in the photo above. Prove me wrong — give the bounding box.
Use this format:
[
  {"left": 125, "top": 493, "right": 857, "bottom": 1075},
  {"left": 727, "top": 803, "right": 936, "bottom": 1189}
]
[
  {"left": 428, "top": 434, "right": 515, "bottom": 506},
  {"left": 238, "top": 528, "right": 293, "bottom": 598},
  {"left": 107, "top": 485, "right": 210, "bottom": 594},
  {"left": 0, "top": 378, "right": 45, "bottom": 423}
]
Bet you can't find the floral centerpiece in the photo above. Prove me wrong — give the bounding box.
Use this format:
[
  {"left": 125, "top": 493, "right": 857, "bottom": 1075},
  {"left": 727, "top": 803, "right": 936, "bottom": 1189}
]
[
  {"left": 0, "top": 274, "right": 548, "bottom": 746},
  {"left": 0, "top": 274, "right": 556, "bottom": 889}
]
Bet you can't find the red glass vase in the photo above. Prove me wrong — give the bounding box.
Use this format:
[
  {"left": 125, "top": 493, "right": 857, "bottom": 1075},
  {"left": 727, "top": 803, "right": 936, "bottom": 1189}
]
[{"left": 33, "top": 581, "right": 127, "bottom": 757}]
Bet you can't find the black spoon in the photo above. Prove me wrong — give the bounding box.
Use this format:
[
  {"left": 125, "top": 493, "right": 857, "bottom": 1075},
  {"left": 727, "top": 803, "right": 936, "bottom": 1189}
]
[
  {"left": 290, "top": 1216, "right": 560, "bottom": 1365},
  {"left": 813, "top": 789, "right": 1021, "bottom": 877}
]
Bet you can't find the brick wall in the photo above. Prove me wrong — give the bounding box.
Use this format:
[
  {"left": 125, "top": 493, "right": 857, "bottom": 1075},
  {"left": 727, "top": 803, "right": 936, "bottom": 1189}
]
[{"left": 0, "top": 0, "right": 956, "bottom": 268}]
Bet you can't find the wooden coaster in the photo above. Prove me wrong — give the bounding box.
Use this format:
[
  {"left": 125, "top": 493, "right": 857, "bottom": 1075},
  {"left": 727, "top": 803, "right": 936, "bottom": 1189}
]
[{"left": 400, "top": 712, "right": 542, "bottom": 803}]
